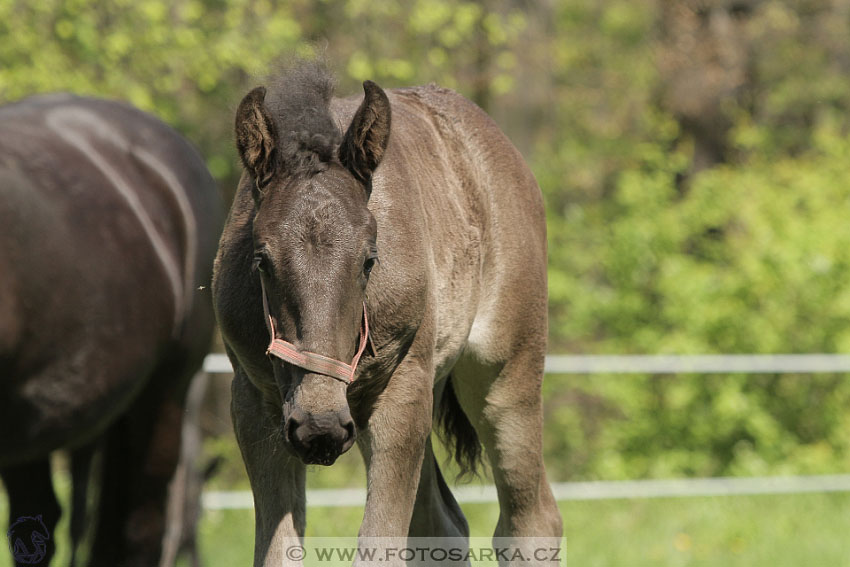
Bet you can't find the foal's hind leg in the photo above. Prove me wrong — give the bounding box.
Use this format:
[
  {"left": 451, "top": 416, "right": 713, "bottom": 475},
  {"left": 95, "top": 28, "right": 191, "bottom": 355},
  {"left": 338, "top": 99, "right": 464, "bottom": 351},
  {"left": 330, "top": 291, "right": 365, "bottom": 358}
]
[
  {"left": 1, "top": 459, "right": 61, "bottom": 567},
  {"left": 452, "top": 352, "right": 562, "bottom": 552},
  {"left": 407, "top": 435, "right": 470, "bottom": 566},
  {"left": 408, "top": 434, "right": 468, "bottom": 538}
]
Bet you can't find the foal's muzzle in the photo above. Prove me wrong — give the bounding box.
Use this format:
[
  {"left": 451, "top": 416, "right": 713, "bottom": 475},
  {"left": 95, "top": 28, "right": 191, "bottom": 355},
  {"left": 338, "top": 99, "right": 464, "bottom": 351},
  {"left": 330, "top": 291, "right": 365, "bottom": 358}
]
[
  {"left": 283, "top": 406, "right": 356, "bottom": 465},
  {"left": 260, "top": 280, "right": 370, "bottom": 384}
]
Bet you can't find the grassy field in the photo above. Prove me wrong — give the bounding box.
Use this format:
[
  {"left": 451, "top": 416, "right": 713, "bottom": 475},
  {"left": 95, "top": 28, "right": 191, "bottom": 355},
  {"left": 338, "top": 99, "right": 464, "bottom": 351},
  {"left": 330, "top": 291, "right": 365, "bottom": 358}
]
[
  {"left": 190, "top": 492, "right": 850, "bottom": 567},
  {"left": 2, "top": 451, "right": 848, "bottom": 565},
  {"left": 3, "top": 480, "right": 848, "bottom": 566}
]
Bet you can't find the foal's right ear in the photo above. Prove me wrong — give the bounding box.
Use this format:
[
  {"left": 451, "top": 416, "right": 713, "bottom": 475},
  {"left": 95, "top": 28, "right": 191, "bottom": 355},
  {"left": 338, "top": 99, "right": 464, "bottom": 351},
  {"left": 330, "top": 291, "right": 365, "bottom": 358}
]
[
  {"left": 235, "top": 86, "right": 279, "bottom": 194},
  {"left": 339, "top": 81, "right": 391, "bottom": 192}
]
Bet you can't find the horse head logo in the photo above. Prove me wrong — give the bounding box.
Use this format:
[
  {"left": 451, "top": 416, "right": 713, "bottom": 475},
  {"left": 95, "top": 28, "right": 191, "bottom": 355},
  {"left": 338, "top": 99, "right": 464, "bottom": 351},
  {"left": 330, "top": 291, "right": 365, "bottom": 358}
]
[{"left": 7, "top": 515, "right": 50, "bottom": 565}]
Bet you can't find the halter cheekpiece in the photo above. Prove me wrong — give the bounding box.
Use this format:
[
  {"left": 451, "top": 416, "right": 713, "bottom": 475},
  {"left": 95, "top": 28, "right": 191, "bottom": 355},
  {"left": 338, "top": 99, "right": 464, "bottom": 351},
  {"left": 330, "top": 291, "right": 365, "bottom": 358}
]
[{"left": 260, "top": 279, "right": 370, "bottom": 384}]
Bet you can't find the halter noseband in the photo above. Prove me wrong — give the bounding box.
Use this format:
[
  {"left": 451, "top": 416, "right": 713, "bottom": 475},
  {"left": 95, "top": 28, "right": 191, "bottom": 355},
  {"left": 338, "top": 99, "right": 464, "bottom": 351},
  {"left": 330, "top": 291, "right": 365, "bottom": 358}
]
[{"left": 260, "top": 279, "right": 369, "bottom": 385}]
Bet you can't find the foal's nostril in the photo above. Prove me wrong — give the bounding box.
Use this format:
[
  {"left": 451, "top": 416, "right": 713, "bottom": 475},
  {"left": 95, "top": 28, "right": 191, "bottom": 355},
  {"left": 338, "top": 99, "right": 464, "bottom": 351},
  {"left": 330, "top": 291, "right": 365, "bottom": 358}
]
[
  {"left": 283, "top": 407, "right": 306, "bottom": 446},
  {"left": 340, "top": 413, "right": 356, "bottom": 447}
]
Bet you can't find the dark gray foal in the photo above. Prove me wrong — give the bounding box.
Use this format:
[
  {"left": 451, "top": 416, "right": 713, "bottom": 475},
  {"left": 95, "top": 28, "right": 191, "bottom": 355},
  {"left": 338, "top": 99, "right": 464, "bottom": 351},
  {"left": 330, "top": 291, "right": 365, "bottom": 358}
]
[{"left": 213, "top": 63, "right": 562, "bottom": 566}]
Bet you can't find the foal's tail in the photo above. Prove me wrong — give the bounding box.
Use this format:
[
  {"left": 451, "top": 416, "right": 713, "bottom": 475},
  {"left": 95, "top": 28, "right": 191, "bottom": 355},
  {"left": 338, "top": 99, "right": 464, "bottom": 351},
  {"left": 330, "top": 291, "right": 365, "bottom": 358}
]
[{"left": 436, "top": 375, "right": 482, "bottom": 479}]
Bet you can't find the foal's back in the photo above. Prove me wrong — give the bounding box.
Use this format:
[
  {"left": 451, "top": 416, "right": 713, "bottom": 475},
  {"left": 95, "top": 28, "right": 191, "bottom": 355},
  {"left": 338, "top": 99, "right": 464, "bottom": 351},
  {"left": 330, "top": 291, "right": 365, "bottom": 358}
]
[{"left": 331, "top": 84, "right": 547, "bottom": 375}]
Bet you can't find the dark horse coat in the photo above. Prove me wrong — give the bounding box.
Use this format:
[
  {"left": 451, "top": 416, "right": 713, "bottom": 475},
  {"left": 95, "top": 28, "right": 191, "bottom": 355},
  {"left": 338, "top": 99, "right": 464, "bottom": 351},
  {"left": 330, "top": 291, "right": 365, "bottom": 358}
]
[
  {"left": 214, "top": 64, "right": 562, "bottom": 566},
  {"left": 0, "top": 94, "right": 222, "bottom": 566}
]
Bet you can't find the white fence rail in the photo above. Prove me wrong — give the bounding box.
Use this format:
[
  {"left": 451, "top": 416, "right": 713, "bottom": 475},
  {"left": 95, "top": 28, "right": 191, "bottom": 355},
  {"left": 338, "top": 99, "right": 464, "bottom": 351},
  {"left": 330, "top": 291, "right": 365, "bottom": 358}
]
[
  {"left": 200, "top": 353, "right": 850, "bottom": 509},
  {"left": 202, "top": 474, "right": 850, "bottom": 510}
]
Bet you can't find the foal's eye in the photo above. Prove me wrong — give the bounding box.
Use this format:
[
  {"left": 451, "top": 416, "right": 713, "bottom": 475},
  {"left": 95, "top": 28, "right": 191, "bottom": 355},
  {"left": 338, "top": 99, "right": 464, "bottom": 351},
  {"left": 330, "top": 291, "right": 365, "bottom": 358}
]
[
  {"left": 252, "top": 252, "right": 268, "bottom": 273},
  {"left": 363, "top": 257, "right": 377, "bottom": 276}
]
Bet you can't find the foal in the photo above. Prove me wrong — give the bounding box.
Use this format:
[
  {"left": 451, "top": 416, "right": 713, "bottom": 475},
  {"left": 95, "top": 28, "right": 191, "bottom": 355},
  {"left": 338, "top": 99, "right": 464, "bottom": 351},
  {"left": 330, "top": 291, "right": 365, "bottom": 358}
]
[{"left": 213, "top": 63, "right": 562, "bottom": 565}]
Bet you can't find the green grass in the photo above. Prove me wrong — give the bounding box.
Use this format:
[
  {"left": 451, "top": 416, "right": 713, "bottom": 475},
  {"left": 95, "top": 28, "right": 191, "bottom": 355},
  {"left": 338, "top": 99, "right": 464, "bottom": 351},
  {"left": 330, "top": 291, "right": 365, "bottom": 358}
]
[
  {"left": 2, "top": 483, "right": 849, "bottom": 565},
  {"left": 3, "top": 449, "right": 849, "bottom": 566},
  {"left": 190, "top": 492, "right": 850, "bottom": 567}
]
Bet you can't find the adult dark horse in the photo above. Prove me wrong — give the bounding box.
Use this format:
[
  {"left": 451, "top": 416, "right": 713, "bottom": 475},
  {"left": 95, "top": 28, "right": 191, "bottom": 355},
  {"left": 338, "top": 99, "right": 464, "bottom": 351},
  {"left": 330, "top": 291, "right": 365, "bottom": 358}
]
[
  {"left": 0, "top": 94, "right": 222, "bottom": 566},
  {"left": 213, "top": 64, "right": 562, "bottom": 565}
]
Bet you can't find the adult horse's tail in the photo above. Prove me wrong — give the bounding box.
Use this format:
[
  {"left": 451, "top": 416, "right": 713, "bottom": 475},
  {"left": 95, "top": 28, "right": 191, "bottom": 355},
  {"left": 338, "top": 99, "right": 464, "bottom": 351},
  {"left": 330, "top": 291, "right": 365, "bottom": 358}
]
[{"left": 436, "top": 375, "right": 482, "bottom": 479}]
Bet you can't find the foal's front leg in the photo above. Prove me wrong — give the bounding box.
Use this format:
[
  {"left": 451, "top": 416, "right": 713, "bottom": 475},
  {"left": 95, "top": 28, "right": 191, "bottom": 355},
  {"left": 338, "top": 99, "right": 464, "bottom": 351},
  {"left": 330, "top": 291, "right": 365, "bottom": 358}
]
[
  {"left": 356, "top": 358, "right": 433, "bottom": 560},
  {"left": 231, "top": 369, "right": 306, "bottom": 567}
]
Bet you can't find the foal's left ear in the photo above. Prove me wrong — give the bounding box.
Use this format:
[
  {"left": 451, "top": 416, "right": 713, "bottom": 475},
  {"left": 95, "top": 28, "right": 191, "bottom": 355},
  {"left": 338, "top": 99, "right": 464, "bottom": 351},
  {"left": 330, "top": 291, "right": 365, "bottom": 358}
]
[{"left": 339, "top": 81, "right": 391, "bottom": 193}]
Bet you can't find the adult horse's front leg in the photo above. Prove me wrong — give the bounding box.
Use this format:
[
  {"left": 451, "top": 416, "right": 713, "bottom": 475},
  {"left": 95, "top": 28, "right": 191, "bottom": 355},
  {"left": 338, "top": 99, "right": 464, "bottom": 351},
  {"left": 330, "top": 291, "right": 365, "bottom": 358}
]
[
  {"left": 1, "top": 459, "right": 61, "bottom": 567},
  {"left": 231, "top": 368, "right": 306, "bottom": 567},
  {"left": 356, "top": 357, "right": 433, "bottom": 560}
]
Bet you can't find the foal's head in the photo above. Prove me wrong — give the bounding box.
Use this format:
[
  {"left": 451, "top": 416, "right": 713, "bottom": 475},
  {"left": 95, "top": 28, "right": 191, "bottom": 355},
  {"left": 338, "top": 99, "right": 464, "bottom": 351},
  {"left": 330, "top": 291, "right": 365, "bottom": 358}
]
[{"left": 235, "top": 69, "right": 390, "bottom": 465}]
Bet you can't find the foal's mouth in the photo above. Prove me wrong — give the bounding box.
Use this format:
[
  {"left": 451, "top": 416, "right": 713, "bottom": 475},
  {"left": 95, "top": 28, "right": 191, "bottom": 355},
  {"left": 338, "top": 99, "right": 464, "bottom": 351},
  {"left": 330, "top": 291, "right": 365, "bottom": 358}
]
[
  {"left": 289, "top": 438, "right": 351, "bottom": 466},
  {"left": 305, "top": 452, "right": 340, "bottom": 466}
]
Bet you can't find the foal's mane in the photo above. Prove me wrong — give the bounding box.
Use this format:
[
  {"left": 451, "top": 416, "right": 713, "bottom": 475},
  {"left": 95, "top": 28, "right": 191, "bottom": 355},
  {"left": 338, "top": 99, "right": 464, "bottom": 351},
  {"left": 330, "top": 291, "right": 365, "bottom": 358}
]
[{"left": 264, "top": 62, "right": 342, "bottom": 176}]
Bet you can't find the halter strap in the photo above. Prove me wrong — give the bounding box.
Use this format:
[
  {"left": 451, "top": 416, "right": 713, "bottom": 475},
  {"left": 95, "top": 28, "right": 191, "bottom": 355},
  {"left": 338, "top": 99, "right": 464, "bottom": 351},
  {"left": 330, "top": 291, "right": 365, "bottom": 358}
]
[{"left": 260, "top": 280, "right": 369, "bottom": 384}]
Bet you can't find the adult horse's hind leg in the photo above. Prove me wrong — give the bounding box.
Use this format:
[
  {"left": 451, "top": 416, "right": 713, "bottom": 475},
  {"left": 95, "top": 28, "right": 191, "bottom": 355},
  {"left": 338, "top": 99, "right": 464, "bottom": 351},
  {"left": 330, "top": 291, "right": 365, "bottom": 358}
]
[
  {"left": 2, "top": 459, "right": 61, "bottom": 567},
  {"left": 89, "top": 355, "right": 199, "bottom": 567},
  {"left": 89, "top": 397, "right": 184, "bottom": 567},
  {"left": 452, "top": 351, "right": 562, "bottom": 558}
]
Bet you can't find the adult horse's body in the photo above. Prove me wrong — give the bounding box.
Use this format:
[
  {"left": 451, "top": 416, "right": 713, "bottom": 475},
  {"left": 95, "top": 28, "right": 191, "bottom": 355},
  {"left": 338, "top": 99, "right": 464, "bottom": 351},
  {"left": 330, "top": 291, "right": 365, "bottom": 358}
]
[
  {"left": 213, "top": 64, "right": 562, "bottom": 565},
  {"left": 0, "top": 94, "right": 222, "bottom": 566}
]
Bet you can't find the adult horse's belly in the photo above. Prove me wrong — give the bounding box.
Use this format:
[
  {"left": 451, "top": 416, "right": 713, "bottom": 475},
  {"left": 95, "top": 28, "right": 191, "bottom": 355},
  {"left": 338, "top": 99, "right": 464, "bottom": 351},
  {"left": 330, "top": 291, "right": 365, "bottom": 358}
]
[
  {"left": 0, "top": 204, "right": 175, "bottom": 467},
  {"left": 0, "top": 247, "right": 173, "bottom": 466},
  {"left": 0, "top": 338, "right": 161, "bottom": 467}
]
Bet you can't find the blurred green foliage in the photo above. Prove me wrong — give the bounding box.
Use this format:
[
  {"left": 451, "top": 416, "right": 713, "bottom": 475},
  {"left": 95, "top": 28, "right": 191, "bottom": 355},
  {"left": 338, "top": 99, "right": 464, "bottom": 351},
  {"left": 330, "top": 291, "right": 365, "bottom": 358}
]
[
  {"left": 4, "top": 0, "right": 850, "bottom": 481},
  {"left": 538, "top": 0, "right": 850, "bottom": 480},
  {"left": 0, "top": 0, "right": 303, "bottom": 182}
]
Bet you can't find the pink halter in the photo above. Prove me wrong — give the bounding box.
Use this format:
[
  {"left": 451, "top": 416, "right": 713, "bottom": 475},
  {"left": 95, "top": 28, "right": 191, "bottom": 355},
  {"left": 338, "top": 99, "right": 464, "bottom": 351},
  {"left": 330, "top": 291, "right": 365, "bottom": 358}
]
[{"left": 260, "top": 280, "right": 370, "bottom": 384}]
